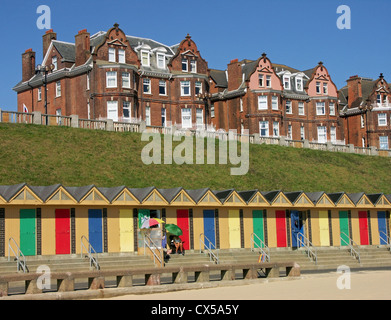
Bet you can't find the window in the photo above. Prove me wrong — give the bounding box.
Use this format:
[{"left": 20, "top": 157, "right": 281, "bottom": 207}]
[
  {"left": 283, "top": 76, "right": 290, "bottom": 90},
  {"left": 56, "top": 81, "right": 61, "bottom": 97},
  {"left": 287, "top": 125, "right": 292, "bottom": 139},
  {"left": 123, "top": 101, "right": 131, "bottom": 121},
  {"left": 362, "top": 137, "right": 366, "bottom": 148},
  {"left": 272, "top": 96, "right": 278, "bottom": 110},
  {"left": 316, "top": 102, "right": 326, "bottom": 115},
  {"left": 195, "top": 81, "right": 202, "bottom": 95},
  {"left": 190, "top": 60, "right": 197, "bottom": 73},
  {"left": 141, "top": 51, "right": 150, "bottom": 66},
  {"left": 273, "top": 121, "right": 279, "bottom": 137},
  {"left": 56, "top": 109, "right": 61, "bottom": 124},
  {"left": 52, "top": 56, "right": 57, "bottom": 71},
  {"left": 316, "top": 82, "right": 321, "bottom": 94},
  {"left": 259, "top": 121, "right": 269, "bottom": 137},
  {"left": 258, "top": 96, "right": 268, "bottom": 110},
  {"left": 298, "top": 102, "right": 305, "bottom": 115},
  {"left": 87, "top": 73, "right": 90, "bottom": 91},
  {"left": 122, "top": 72, "right": 131, "bottom": 88},
  {"left": 323, "top": 82, "right": 328, "bottom": 94},
  {"left": 296, "top": 78, "right": 303, "bottom": 91},
  {"left": 317, "top": 126, "right": 327, "bottom": 143},
  {"left": 161, "top": 108, "right": 166, "bottom": 127},
  {"left": 266, "top": 75, "right": 271, "bottom": 88},
  {"left": 159, "top": 80, "right": 166, "bottom": 95},
  {"left": 196, "top": 109, "right": 203, "bottom": 128},
  {"left": 157, "top": 53, "right": 165, "bottom": 69},
  {"left": 329, "top": 102, "right": 335, "bottom": 115},
  {"left": 181, "top": 81, "right": 190, "bottom": 96},
  {"left": 106, "top": 71, "right": 117, "bottom": 88},
  {"left": 181, "top": 108, "right": 192, "bottom": 128},
  {"left": 240, "top": 98, "right": 243, "bottom": 112},
  {"left": 377, "top": 94, "right": 382, "bottom": 104},
  {"left": 107, "top": 101, "right": 118, "bottom": 122},
  {"left": 379, "top": 136, "right": 389, "bottom": 150},
  {"left": 285, "top": 101, "right": 292, "bottom": 114},
  {"left": 211, "top": 104, "right": 215, "bottom": 118},
  {"left": 378, "top": 113, "right": 387, "bottom": 126},
  {"left": 300, "top": 126, "right": 305, "bottom": 140},
  {"left": 259, "top": 74, "right": 264, "bottom": 87},
  {"left": 361, "top": 115, "right": 365, "bottom": 128},
  {"left": 182, "top": 59, "right": 188, "bottom": 72},
  {"left": 145, "top": 106, "right": 151, "bottom": 125},
  {"left": 108, "top": 48, "right": 116, "bottom": 62},
  {"left": 143, "top": 79, "right": 151, "bottom": 94},
  {"left": 330, "top": 126, "right": 336, "bottom": 142},
  {"left": 38, "top": 87, "right": 42, "bottom": 101},
  {"left": 118, "top": 49, "right": 125, "bottom": 64},
  {"left": 384, "top": 95, "right": 388, "bottom": 106}
]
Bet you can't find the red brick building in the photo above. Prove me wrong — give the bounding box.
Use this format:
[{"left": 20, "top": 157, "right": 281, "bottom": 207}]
[
  {"left": 14, "top": 24, "right": 210, "bottom": 129},
  {"left": 339, "top": 74, "right": 391, "bottom": 149},
  {"left": 209, "top": 53, "right": 343, "bottom": 143}
]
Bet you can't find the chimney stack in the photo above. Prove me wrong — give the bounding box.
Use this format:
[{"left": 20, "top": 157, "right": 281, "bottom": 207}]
[
  {"left": 42, "top": 29, "right": 57, "bottom": 59},
  {"left": 347, "top": 75, "right": 362, "bottom": 108},
  {"left": 75, "top": 29, "right": 90, "bottom": 67},
  {"left": 227, "top": 59, "right": 242, "bottom": 91},
  {"left": 22, "top": 49, "right": 36, "bottom": 82}
]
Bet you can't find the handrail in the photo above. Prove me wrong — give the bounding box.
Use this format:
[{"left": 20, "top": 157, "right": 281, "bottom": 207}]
[
  {"left": 143, "top": 233, "right": 163, "bottom": 267},
  {"left": 340, "top": 232, "right": 361, "bottom": 263},
  {"left": 297, "top": 232, "right": 317, "bottom": 265},
  {"left": 80, "top": 236, "right": 100, "bottom": 270},
  {"left": 199, "top": 233, "right": 219, "bottom": 264},
  {"left": 250, "top": 233, "right": 270, "bottom": 262},
  {"left": 8, "top": 237, "right": 28, "bottom": 273},
  {"left": 379, "top": 231, "right": 391, "bottom": 252}
]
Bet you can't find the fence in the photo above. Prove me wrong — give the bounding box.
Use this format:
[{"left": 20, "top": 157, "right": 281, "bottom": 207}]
[{"left": 0, "top": 109, "right": 390, "bottom": 158}]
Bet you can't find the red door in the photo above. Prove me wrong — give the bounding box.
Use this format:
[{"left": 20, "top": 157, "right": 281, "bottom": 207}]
[
  {"left": 55, "top": 209, "right": 71, "bottom": 254},
  {"left": 177, "top": 210, "right": 190, "bottom": 250},
  {"left": 276, "top": 210, "right": 287, "bottom": 247},
  {"left": 358, "top": 211, "right": 369, "bottom": 245}
]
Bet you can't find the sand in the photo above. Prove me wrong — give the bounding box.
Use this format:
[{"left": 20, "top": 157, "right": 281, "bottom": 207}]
[{"left": 104, "top": 269, "right": 391, "bottom": 300}]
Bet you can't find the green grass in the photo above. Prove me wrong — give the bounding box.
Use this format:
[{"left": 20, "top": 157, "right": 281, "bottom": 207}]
[{"left": 0, "top": 122, "right": 390, "bottom": 193}]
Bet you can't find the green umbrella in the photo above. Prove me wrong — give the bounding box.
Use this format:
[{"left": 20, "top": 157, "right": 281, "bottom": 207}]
[{"left": 165, "top": 224, "right": 183, "bottom": 236}]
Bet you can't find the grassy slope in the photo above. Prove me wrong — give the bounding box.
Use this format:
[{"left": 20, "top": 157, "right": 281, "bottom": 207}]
[{"left": 0, "top": 123, "right": 390, "bottom": 193}]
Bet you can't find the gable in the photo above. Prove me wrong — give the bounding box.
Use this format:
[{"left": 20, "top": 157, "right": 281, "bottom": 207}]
[
  {"left": 336, "top": 194, "right": 355, "bottom": 207},
  {"left": 46, "top": 187, "right": 77, "bottom": 204},
  {"left": 356, "top": 194, "right": 374, "bottom": 208},
  {"left": 271, "top": 192, "right": 291, "bottom": 206},
  {"left": 316, "top": 194, "right": 334, "bottom": 207},
  {"left": 9, "top": 186, "right": 42, "bottom": 204},
  {"left": 374, "top": 195, "right": 391, "bottom": 207},
  {"left": 112, "top": 189, "right": 139, "bottom": 205},
  {"left": 199, "top": 191, "right": 220, "bottom": 205},
  {"left": 172, "top": 190, "right": 195, "bottom": 205},
  {"left": 79, "top": 188, "right": 109, "bottom": 204},
  {"left": 294, "top": 193, "right": 314, "bottom": 207},
  {"left": 223, "top": 191, "right": 246, "bottom": 205},
  {"left": 248, "top": 192, "right": 269, "bottom": 206},
  {"left": 142, "top": 189, "right": 168, "bottom": 205}
]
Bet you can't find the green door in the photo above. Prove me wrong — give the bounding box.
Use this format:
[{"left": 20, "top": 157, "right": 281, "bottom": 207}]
[
  {"left": 20, "top": 209, "right": 36, "bottom": 256},
  {"left": 252, "top": 210, "right": 264, "bottom": 248},
  {"left": 339, "top": 211, "right": 350, "bottom": 246}
]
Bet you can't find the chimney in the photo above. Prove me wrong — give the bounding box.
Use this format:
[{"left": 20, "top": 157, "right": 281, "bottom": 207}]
[
  {"left": 22, "top": 49, "right": 36, "bottom": 82},
  {"left": 75, "top": 29, "right": 91, "bottom": 66},
  {"left": 42, "top": 29, "right": 57, "bottom": 59},
  {"left": 347, "top": 75, "right": 362, "bottom": 107},
  {"left": 227, "top": 59, "right": 242, "bottom": 91}
]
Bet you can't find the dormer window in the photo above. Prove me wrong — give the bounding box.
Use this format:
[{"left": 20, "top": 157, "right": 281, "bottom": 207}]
[
  {"left": 266, "top": 75, "right": 271, "bottom": 88},
  {"left": 157, "top": 53, "right": 165, "bottom": 69},
  {"left": 109, "top": 47, "right": 116, "bottom": 62},
  {"left": 323, "top": 82, "right": 328, "bottom": 94},
  {"left": 190, "top": 60, "right": 197, "bottom": 73},
  {"left": 182, "top": 59, "right": 188, "bottom": 72},
  {"left": 141, "top": 51, "right": 150, "bottom": 67},
  {"left": 52, "top": 56, "right": 57, "bottom": 71},
  {"left": 296, "top": 77, "right": 303, "bottom": 91},
  {"left": 316, "top": 82, "right": 321, "bottom": 94},
  {"left": 259, "top": 74, "right": 264, "bottom": 87},
  {"left": 118, "top": 49, "right": 125, "bottom": 64},
  {"left": 283, "top": 76, "right": 290, "bottom": 90}
]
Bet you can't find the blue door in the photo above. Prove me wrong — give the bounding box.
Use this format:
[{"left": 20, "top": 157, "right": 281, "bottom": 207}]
[
  {"left": 378, "top": 211, "right": 388, "bottom": 245},
  {"left": 291, "top": 210, "right": 304, "bottom": 247},
  {"left": 88, "top": 209, "right": 103, "bottom": 253},
  {"left": 203, "top": 210, "right": 216, "bottom": 249}
]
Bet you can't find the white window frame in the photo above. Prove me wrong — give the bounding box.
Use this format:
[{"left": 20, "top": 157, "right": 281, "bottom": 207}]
[
  {"left": 272, "top": 96, "right": 278, "bottom": 110},
  {"left": 52, "top": 56, "right": 57, "bottom": 71},
  {"left": 317, "top": 126, "right": 327, "bottom": 143},
  {"left": 379, "top": 136, "right": 389, "bottom": 150},
  {"left": 316, "top": 102, "right": 326, "bottom": 115},
  {"left": 145, "top": 106, "right": 151, "bottom": 125},
  {"left": 108, "top": 48, "right": 116, "bottom": 63},
  {"left": 287, "top": 125, "right": 292, "bottom": 139},
  {"left": 196, "top": 108, "right": 203, "bottom": 128},
  {"left": 300, "top": 126, "right": 305, "bottom": 140},
  {"left": 161, "top": 108, "right": 166, "bottom": 127},
  {"left": 182, "top": 59, "right": 188, "bottom": 72},
  {"left": 283, "top": 76, "right": 290, "bottom": 90},
  {"left": 285, "top": 101, "right": 292, "bottom": 114},
  {"left": 195, "top": 81, "right": 202, "bottom": 95},
  {"left": 298, "top": 102, "right": 305, "bottom": 115},
  {"left": 259, "top": 74, "right": 264, "bottom": 87},
  {"left": 122, "top": 72, "right": 131, "bottom": 89},
  {"left": 266, "top": 75, "right": 271, "bottom": 88},
  {"left": 56, "top": 81, "right": 61, "bottom": 97},
  {"left": 181, "top": 108, "right": 192, "bottom": 128},
  {"left": 87, "top": 73, "right": 90, "bottom": 91},
  {"left": 123, "top": 101, "right": 131, "bottom": 121},
  {"left": 240, "top": 98, "right": 243, "bottom": 112},
  {"left": 258, "top": 96, "right": 268, "bottom": 110},
  {"left": 107, "top": 101, "right": 118, "bottom": 122},
  {"left": 378, "top": 113, "right": 387, "bottom": 126},
  {"left": 157, "top": 53, "right": 165, "bottom": 69},
  {"left": 316, "top": 82, "right": 321, "bottom": 94},
  {"left": 38, "top": 87, "right": 42, "bottom": 101},
  {"left": 329, "top": 102, "right": 335, "bottom": 115},
  {"left": 190, "top": 60, "right": 197, "bottom": 73},
  {"left": 259, "top": 121, "right": 269, "bottom": 137},
  {"left": 323, "top": 82, "right": 328, "bottom": 95},
  {"left": 181, "top": 81, "right": 191, "bottom": 96},
  {"left": 118, "top": 49, "right": 125, "bottom": 64},
  {"left": 106, "top": 71, "right": 118, "bottom": 88},
  {"left": 361, "top": 115, "right": 365, "bottom": 128},
  {"left": 273, "top": 121, "right": 279, "bottom": 137},
  {"left": 143, "top": 79, "right": 151, "bottom": 94},
  {"left": 159, "top": 80, "right": 166, "bottom": 95},
  {"left": 330, "top": 126, "right": 336, "bottom": 143},
  {"left": 296, "top": 77, "right": 303, "bottom": 91},
  {"left": 141, "top": 51, "right": 150, "bottom": 67}
]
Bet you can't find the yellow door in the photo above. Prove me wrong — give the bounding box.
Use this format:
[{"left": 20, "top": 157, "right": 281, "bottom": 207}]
[
  {"left": 228, "top": 210, "right": 241, "bottom": 249},
  {"left": 119, "top": 210, "right": 134, "bottom": 252},
  {"left": 319, "top": 211, "right": 330, "bottom": 246}
]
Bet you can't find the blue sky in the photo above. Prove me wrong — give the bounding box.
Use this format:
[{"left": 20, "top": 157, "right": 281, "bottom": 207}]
[{"left": 1, "top": 0, "right": 390, "bottom": 111}]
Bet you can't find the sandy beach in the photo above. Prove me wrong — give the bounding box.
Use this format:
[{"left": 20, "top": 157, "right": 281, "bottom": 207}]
[{"left": 104, "top": 270, "right": 391, "bottom": 300}]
